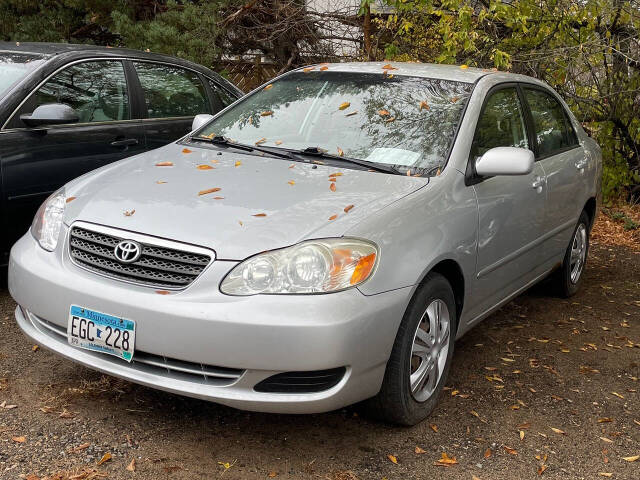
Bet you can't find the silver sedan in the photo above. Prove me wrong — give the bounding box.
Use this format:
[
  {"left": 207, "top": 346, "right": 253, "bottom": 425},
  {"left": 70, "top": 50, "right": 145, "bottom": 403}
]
[{"left": 9, "top": 62, "right": 601, "bottom": 425}]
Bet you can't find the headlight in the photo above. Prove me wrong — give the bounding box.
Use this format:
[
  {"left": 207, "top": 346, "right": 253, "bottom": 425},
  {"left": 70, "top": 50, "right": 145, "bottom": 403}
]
[
  {"left": 31, "top": 189, "right": 66, "bottom": 251},
  {"left": 220, "top": 238, "right": 378, "bottom": 295}
]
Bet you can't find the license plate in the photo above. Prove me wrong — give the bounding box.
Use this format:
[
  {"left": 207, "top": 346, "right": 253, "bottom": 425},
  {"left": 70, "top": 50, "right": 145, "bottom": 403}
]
[{"left": 67, "top": 306, "right": 135, "bottom": 362}]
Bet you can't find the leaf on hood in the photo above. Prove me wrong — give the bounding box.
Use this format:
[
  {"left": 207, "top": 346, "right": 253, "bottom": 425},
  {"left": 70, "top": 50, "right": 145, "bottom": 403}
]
[
  {"left": 156, "top": 180, "right": 167, "bottom": 184},
  {"left": 235, "top": 160, "right": 242, "bottom": 167},
  {"left": 213, "top": 196, "right": 224, "bottom": 200},
  {"left": 330, "top": 182, "right": 337, "bottom": 192},
  {"left": 337, "top": 147, "right": 344, "bottom": 157},
  {"left": 260, "top": 110, "right": 273, "bottom": 117},
  {"left": 329, "top": 172, "right": 343, "bottom": 178},
  {"left": 329, "top": 214, "right": 337, "bottom": 221},
  {"left": 155, "top": 290, "right": 171, "bottom": 295},
  {"left": 419, "top": 100, "right": 430, "bottom": 111},
  {"left": 387, "top": 454, "right": 398, "bottom": 464},
  {"left": 344, "top": 204, "right": 354, "bottom": 213},
  {"left": 126, "top": 458, "right": 136, "bottom": 472},
  {"left": 378, "top": 109, "right": 390, "bottom": 116},
  {"left": 182, "top": 148, "right": 193, "bottom": 154},
  {"left": 320, "top": 65, "right": 329, "bottom": 71},
  {"left": 288, "top": 164, "right": 295, "bottom": 169},
  {"left": 275, "top": 140, "right": 283, "bottom": 145},
  {"left": 155, "top": 161, "right": 173, "bottom": 167},
  {"left": 123, "top": 209, "right": 135, "bottom": 217},
  {"left": 252, "top": 213, "right": 267, "bottom": 217},
  {"left": 198, "top": 187, "right": 221, "bottom": 196},
  {"left": 303, "top": 66, "right": 315, "bottom": 73},
  {"left": 255, "top": 138, "right": 267, "bottom": 145},
  {"left": 66, "top": 196, "right": 77, "bottom": 203},
  {"left": 433, "top": 452, "right": 458, "bottom": 466},
  {"left": 386, "top": 73, "right": 394, "bottom": 79},
  {"left": 264, "top": 84, "right": 273, "bottom": 90},
  {"left": 97, "top": 452, "right": 112, "bottom": 465},
  {"left": 338, "top": 102, "right": 351, "bottom": 110},
  {"left": 11, "top": 436, "right": 26, "bottom": 443},
  {"left": 415, "top": 446, "right": 427, "bottom": 454},
  {"left": 197, "top": 164, "right": 214, "bottom": 170},
  {"left": 460, "top": 64, "right": 469, "bottom": 69},
  {"left": 288, "top": 180, "right": 295, "bottom": 186}
]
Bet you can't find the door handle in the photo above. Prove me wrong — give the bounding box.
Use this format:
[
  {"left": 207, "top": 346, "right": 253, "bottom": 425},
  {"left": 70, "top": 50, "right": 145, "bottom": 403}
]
[
  {"left": 575, "top": 158, "right": 588, "bottom": 170},
  {"left": 110, "top": 138, "right": 139, "bottom": 148},
  {"left": 532, "top": 176, "right": 545, "bottom": 190}
]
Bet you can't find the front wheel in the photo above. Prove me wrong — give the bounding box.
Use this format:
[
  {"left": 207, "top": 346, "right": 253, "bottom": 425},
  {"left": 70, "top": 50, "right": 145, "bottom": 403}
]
[
  {"left": 364, "top": 273, "right": 456, "bottom": 426},
  {"left": 552, "top": 211, "right": 590, "bottom": 297}
]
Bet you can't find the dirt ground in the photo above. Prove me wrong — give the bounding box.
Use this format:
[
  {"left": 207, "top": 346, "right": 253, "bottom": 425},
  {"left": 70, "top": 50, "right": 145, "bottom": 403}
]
[{"left": 0, "top": 215, "right": 638, "bottom": 480}]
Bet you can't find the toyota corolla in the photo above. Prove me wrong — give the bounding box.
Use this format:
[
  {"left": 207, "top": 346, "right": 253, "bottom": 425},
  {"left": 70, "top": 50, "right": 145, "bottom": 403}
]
[{"left": 8, "top": 62, "right": 601, "bottom": 425}]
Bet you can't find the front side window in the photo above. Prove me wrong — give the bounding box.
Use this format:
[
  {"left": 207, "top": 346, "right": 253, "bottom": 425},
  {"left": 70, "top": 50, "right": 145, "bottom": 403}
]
[
  {"left": 196, "top": 71, "right": 474, "bottom": 173},
  {"left": 0, "top": 52, "right": 47, "bottom": 99},
  {"left": 470, "top": 87, "right": 528, "bottom": 160},
  {"left": 523, "top": 88, "right": 577, "bottom": 157},
  {"left": 208, "top": 79, "right": 237, "bottom": 109},
  {"left": 27, "top": 60, "right": 129, "bottom": 124},
  {"left": 134, "top": 62, "right": 210, "bottom": 118}
]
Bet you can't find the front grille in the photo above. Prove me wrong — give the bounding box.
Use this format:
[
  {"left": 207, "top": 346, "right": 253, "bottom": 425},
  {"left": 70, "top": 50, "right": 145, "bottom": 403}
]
[
  {"left": 27, "top": 310, "right": 243, "bottom": 386},
  {"left": 69, "top": 226, "right": 212, "bottom": 289},
  {"left": 254, "top": 367, "right": 346, "bottom": 393}
]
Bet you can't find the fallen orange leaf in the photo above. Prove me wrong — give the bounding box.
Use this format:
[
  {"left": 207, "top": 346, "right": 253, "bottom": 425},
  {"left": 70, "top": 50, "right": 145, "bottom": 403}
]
[
  {"left": 337, "top": 147, "right": 344, "bottom": 157},
  {"left": 264, "top": 84, "right": 273, "bottom": 90},
  {"left": 484, "top": 448, "right": 492, "bottom": 458},
  {"left": 303, "top": 66, "right": 315, "bottom": 73},
  {"left": 155, "top": 161, "right": 173, "bottom": 167},
  {"left": 378, "top": 109, "right": 390, "bottom": 116},
  {"left": 329, "top": 214, "right": 337, "bottom": 221},
  {"left": 415, "top": 446, "right": 427, "bottom": 454},
  {"left": 503, "top": 446, "right": 518, "bottom": 455},
  {"left": 344, "top": 204, "right": 354, "bottom": 213},
  {"left": 330, "top": 183, "right": 336, "bottom": 192},
  {"left": 338, "top": 102, "right": 351, "bottom": 110},
  {"left": 387, "top": 454, "right": 398, "bottom": 464},
  {"left": 252, "top": 213, "right": 267, "bottom": 217},
  {"left": 97, "top": 452, "right": 112, "bottom": 466},
  {"left": 260, "top": 110, "right": 273, "bottom": 116},
  {"left": 197, "top": 164, "right": 214, "bottom": 170},
  {"left": 126, "top": 458, "right": 136, "bottom": 472},
  {"left": 419, "top": 100, "right": 430, "bottom": 111},
  {"left": 123, "top": 209, "right": 135, "bottom": 217},
  {"left": 622, "top": 455, "right": 639, "bottom": 462},
  {"left": 66, "top": 196, "right": 77, "bottom": 203},
  {"left": 11, "top": 436, "right": 26, "bottom": 443},
  {"left": 255, "top": 138, "right": 267, "bottom": 145},
  {"left": 182, "top": 148, "right": 193, "bottom": 154},
  {"left": 198, "top": 188, "right": 221, "bottom": 196},
  {"left": 288, "top": 180, "right": 295, "bottom": 186},
  {"left": 155, "top": 290, "right": 170, "bottom": 295}
]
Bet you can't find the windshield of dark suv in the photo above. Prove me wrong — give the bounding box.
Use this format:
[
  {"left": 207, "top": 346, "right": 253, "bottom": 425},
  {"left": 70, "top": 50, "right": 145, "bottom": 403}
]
[
  {"left": 195, "top": 70, "right": 474, "bottom": 173},
  {"left": 0, "top": 52, "right": 47, "bottom": 98}
]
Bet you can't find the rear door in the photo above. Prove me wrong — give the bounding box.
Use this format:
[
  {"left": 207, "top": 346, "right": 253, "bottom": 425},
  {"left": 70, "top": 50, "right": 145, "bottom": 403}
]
[
  {"left": 521, "top": 86, "right": 587, "bottom": 263},
  {"left": 132, "top": 62, "right": 229, "bottom": 149},
  {"left": 467, "top": 85, "right": 547, "bottom": 320},
  {"left": 1, "top": 59, "right": 146, "bottom": 249}
]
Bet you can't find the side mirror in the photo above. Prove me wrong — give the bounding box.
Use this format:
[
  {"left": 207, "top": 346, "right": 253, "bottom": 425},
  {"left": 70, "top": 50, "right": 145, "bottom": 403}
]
[
  {"left": 20, "top": 103, "right": 79, "bottom": 127},
  {"left": 192, "top": 114, "right": 214, "bottom": 132},
  {"left": 475, "top": 147, "right": 534, "bottom": 176}
]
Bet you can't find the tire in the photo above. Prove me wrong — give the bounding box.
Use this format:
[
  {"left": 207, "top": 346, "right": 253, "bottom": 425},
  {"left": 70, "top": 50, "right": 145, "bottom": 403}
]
[
  {"left": 364, "top": 272, "right": 457, "bottom": 426},
  {"left": 551, "top": 211, "right": 590, "bottom": 298}
]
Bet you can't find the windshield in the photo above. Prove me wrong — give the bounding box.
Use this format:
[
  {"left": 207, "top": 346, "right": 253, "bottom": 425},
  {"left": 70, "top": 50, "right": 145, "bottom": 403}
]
[
  {"left": 0, "top": 52, "right": 47, "bottom": 98},
  {"left": 196, "top": 71, "right": 474, "bottom": 172}
]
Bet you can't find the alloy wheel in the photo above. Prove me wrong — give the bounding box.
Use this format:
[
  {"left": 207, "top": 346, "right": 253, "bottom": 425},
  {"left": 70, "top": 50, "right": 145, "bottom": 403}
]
[{"left": 570, "top": 223, "right": 587, "bottom": 284}]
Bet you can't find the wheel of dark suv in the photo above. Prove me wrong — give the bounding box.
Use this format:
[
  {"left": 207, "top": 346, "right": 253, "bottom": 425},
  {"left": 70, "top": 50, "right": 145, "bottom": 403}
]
[
  {"left": 552, "top": 210, "right": 590, "bottom": 298},
  {"left": 365, "top": 272, "right": 456, "bottom": 426}
]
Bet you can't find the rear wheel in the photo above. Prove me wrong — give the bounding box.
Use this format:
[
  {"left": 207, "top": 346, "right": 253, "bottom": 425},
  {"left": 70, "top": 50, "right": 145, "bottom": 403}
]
[
  {"left": 365, "top": 273, "right": 456, "bottom": 425},
  {"left": 551, "top": 211, "right": 590, "bottom": 298}
]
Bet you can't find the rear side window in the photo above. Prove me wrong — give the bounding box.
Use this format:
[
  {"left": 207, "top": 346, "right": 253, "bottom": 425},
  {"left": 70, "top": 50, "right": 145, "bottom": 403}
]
[
  {"left": 15, "top": 60, "right": 129, "bottom": 126},
  {"left": 523, "top": 88, "right": 578, "bottom": 157},
  {"left": 134, "top": 62, "right": 210, "bottom": 118},
  {"left": 470, "top": 87, "right": 528, "bottom": 159}
]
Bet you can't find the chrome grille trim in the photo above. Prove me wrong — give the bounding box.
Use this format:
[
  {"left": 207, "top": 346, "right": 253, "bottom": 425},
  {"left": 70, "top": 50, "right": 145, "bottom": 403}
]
[
  {"left": 67, "top": 221, "right": 214, "bottom": 290},
  {"left": 27, "top": 310, "right": 243, "bottom": 385}
]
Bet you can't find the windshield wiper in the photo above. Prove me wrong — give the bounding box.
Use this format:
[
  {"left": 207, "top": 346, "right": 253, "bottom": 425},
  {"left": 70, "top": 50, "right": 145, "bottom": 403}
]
[
  {"left": 291, "top": 147, "right": 402, "bottom": 175},
  {"left": 191, "top": 135, "right": 295, "bottom": 160}
]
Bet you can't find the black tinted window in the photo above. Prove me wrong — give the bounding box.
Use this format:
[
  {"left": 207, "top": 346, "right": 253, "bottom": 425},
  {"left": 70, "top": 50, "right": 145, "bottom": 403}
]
[
  {"left": 471, "top": 87, "right": 528, "bottom": 159},
  {"left": 27, "top": 60, "right": 129, "bottom": 124},
  {"left": 0, "top": 52, "right": 47, "bottom": 98},
  {"left": 208, "top": 79, "right": 236, "bottom": 108},
  {"left": 134, "top": 62, "right": 210, "bottom": 118},
  {"left": 524, "top": 88, "right": 577, "bottom": 156}
]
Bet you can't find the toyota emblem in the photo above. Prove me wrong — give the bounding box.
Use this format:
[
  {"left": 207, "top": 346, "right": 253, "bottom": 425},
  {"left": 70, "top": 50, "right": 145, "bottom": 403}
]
[{"left": 114, "top": 240, "right": 142, "bottom": 263}]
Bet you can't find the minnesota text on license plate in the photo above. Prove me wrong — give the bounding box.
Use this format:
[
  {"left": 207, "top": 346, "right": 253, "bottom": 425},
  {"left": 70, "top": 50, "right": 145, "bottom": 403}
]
[{"left": 67, "top": 306, "right": 135, "bottom": 362}]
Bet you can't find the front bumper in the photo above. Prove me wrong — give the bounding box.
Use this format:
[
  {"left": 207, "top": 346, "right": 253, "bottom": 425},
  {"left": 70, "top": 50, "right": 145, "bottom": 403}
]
[{"left": 9, "top": 229, "right": 412, "bottom": 413}]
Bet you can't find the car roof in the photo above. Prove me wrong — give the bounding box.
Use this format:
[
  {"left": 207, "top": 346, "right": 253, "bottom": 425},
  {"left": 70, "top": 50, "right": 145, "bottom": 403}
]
[{"left": 304, "top": 61, "right": 494, "bottom": 83}]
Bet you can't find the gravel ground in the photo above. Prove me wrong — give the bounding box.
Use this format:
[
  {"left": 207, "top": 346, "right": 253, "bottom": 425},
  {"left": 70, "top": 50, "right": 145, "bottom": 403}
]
[{"left": 0, "top": 220, "right": 638, "bottom": 480}]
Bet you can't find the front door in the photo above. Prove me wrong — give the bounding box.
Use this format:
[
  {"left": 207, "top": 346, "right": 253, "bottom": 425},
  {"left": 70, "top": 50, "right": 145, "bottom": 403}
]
[
  {"left": 467, "top": 86, "right": 547, "bottom": 321},
  {"left": 0, "top": 59, "right": 146, "bottom": 252}
]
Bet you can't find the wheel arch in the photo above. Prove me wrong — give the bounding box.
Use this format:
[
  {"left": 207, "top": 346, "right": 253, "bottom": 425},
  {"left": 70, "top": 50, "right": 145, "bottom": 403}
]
[
  {"left": 583, "top": 197, "right": 597, "bottom": 230},
  {"left": 423, "top": 259, "right": 465, "bottom": 325}
]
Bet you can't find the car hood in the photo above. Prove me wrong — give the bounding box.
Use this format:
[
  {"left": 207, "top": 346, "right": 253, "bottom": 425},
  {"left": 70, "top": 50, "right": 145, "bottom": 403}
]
[{"left": 64, "top": 143, "right": 428, "bottom": 260}]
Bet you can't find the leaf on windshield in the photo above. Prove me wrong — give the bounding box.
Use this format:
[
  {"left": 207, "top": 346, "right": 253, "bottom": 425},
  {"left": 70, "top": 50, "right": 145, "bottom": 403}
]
[
  {"left": 275, "top": 140, "right": 283, "bottom": 145},
  {"left": 329, "top": 214, "right": 337, "bottom": 221},
  {"left": 197, "top": 164, "right": 214, "bottom": 170},
  {"left": 378, "top": 109, "right": 390, "bottom": 116},
  {"left": 330, "top": 182, "right": 337, "bottom": 192},
  {"left": 345, "top": 110, "right": 358, "bottom": 117},
  {"left": 202, "top": 132, "right": 215, "bottom": 139},
  {"left": 344, "top": 204, "right": 354, "bottom": 213},
  {"left": 419, "top": 100, "right": 430, "bottom": 111},
  {"left": 155, "top": 161, "right": 174, "bottom": 167},
  {"left": 66, "top": 196, "right": 77, "bottom": 203},
  {"left": 338, "top": 102, "right": 351, "bottom": 110},
  {"left": 337, "top": 147, "right": 344, "bottom": 157},
  {"left": 260, "top": 110, "right": 273, "bottom": 117},
  {"left": 182, "top": 148, "right": 193, "bottom": 154},
  {"left": 255, "top": 138, "right": 267, "bottom": 145},
  {"left": 303, "top": 66, "right": 315, "bottom": 73},
  {"left": 264, "top": 84, "right": 273, "bottom": 90},
  {"left": 382, "top": 64, "right": 397, "bottom": 70},
  {"left": 198, "top": 188, "right": 221, "bottom": 196},
  {"left": 451, "top": 96, "right": 460, "bottom": 103},
  {"left": 235, "top": 160, "right": 242, "bottom": 167},
  {"left": 329, "top": 173, "right": 343, "bottom": 179},
  {"left": 385, "top": 117, "right": 396, "bottom": 123},
  {"left": 252, "top": 213, "right": 267, "bottom": 217},
  {"left": 123, "top": 209, "right": 135, "bottom": 217}
]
